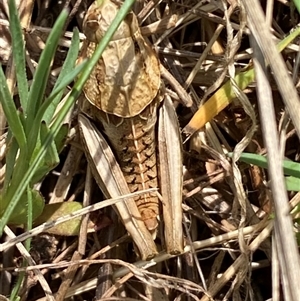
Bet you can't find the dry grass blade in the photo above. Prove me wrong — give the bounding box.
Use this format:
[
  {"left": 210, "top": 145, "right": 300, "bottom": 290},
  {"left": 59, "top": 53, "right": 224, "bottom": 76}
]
[
  {"left": 250, "top": 34, "right": 300, "bottom": 301},
  {"left": 0, "top": 189, "right": 157, "bottom": 252},
  {"left": 4, "top": 227, "right": 55, "bottom": 301},
  {"left": 242, "top": 1, "right": 300, "bottom": 300},
  {"left": 241, "top": 0, "right": 300, "bottom": 139},
  {"left": 8, "top": 221, "right": 268, "bottom": 298},
  {"left": 158, "top": 95, "right": 183, "bottom": 254}
]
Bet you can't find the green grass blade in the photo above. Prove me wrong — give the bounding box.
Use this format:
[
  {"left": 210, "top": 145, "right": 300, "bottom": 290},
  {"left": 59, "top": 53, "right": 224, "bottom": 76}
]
[
  {"left": 43, "top": 28, "right": 80, "bottom": 124},
  {"left": 285, "top": 176, "right": 300, "bottom": 191},
  {"left": 47, "top": 60, "right": 87, "bottom": 105},
  {"left": 25, "top": 10, "right": 68, "bottom": 134},
  {"left": 228, "top": 152, "right": 300, "bottom": 178},
  {"left": 26, "top": 187, "right": 33, "bottom": 242},
  {"left": 10, "top": 272, "right": 23, "bottom": 301},
  {"left": 0, "top": 10, "right": 68, "bottom": 234},
  {"left": 28, "top": 122, "right": 59, "bottom": 183},
  {"left": 24, "top": 62, "right": 86, "bottom": 159},
  {"left": 8, "top": 0, "right": 28, "bottom": 110},
  {"left": 277, "top": 26, "right": 300, "bottom": 52},
  {"left": 3, "top": 134, "right": 18, "bottom": 193},
  {"left": 26, "top": 61, "right": 87, "bottom": 156},
  {"left": 0, "top": 149, "right": 28, "bottom": 219},
  {"left": 0, "top": 66, "right": 26, "bottom": 150},
  {"left": 30, "top": 124, "right": 68, "bottom": 184},
  {"left": 6, "top": 189, "right": 44, "bottom": 224},
  {"left": 293, "top": 0, "right": 300, "bottom": 14}
]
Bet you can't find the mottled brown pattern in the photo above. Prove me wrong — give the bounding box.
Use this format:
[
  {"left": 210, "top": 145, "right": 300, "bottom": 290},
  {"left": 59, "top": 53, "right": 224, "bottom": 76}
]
[
  {"left": 82, "top": 0, "right": 160, "bottom": 118},
  {"left": 81, "top": 0, "right": 162, "bottom": 230},
  {"left": 94, "top": 100, "right": 161, "bottom": 230}
]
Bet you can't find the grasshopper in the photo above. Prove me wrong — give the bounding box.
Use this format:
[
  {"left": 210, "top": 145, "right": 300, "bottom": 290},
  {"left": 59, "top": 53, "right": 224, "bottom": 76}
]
[{"left": 78, "top": 0, "right": 183, "bottom": 260}]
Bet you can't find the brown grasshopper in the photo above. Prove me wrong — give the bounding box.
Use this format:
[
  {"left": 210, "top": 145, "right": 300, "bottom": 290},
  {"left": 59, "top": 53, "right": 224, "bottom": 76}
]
[{"left": 78, "top": 0, "right": 183, "bottom": 260}]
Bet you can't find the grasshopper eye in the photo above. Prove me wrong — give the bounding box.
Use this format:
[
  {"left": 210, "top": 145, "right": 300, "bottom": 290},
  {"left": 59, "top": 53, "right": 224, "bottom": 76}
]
[
  {"left": 83, "top": 12, "right": 102, "bottom": 42},
  {"left": 84, "top": 13, "right": 99, "bottom": 31}
]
